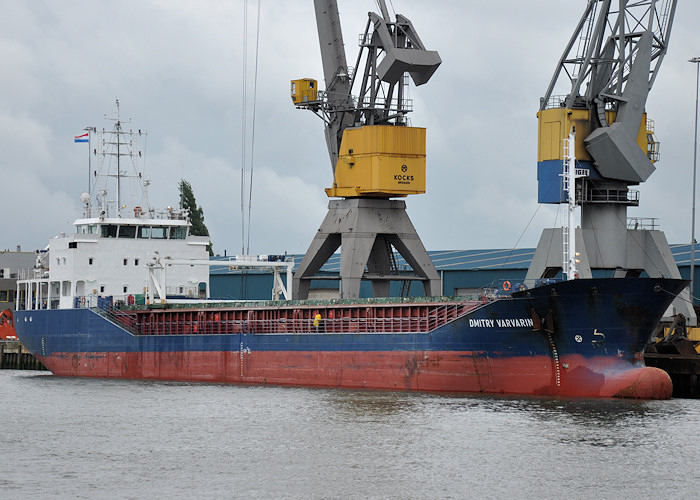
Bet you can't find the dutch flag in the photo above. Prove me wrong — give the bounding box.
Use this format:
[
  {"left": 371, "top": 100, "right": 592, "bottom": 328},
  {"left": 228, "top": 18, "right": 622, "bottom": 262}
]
[{"left": 74, "top": 133, "right": 89, "bottom": 143}]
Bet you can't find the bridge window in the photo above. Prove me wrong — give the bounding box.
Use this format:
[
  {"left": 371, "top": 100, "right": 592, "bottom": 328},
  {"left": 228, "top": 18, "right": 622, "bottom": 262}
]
[
  {"left": 119, "top": 225, "right": 137, "bottom": 238},
  {"left": 170, "top": 226, "right": 187, "bottom": 239},
  {"left": 138, "top": 226, "right": 150, "bottom": 239},
  {"left": 151, "top": 227, "right": 167, "bottom": 239},
  {"left": 101, "top": 225, "right": 118, "bottom": 238}
]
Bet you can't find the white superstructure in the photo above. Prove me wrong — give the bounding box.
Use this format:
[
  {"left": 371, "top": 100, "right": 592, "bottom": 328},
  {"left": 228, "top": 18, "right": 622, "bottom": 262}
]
[
  {"left": 19, "top": 213, "right": 210, "bottom": 310},
  {"left": 17, "top": 100, "right": 211, "bottom": 310}
]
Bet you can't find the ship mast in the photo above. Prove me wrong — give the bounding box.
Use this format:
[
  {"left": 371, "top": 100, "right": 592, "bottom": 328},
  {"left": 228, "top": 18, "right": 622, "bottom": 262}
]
[{"left": 97, "top": 99, "right": 147, "bottom": 218}]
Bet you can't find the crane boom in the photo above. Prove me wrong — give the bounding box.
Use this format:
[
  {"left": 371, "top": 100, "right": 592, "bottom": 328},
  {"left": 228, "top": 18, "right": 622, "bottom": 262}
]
[
  {"left": 542, "top": 0, "right": 676, "bottom": 111},
  {"left": 313, "top": 0, "right": 355, "bottom": 171},
  {"left": 292, "top": 0, "right": 442, "bottom": 300},
  {"left": 539, "top": 0, "right": 676, "bottom": 184},
  {"left": 314, "top": 0, "right": 349, "bottom": 88}
]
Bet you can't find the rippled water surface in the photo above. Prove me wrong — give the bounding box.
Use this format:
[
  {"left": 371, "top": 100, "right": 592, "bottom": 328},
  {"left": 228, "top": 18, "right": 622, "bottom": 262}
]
[{"left": 1, "top": 370, "right": 699, "bottom": 499}]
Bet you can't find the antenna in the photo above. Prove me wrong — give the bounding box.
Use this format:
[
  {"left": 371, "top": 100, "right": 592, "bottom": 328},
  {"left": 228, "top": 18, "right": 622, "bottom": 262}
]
[{"left": 95, "top": 99, "right": 146, "bottom": 218}]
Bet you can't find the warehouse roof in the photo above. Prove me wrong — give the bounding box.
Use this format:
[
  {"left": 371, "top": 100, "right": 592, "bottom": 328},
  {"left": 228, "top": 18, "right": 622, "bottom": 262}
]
[{"left": 211, "top": 243, "right": 697, "bottom": 274}]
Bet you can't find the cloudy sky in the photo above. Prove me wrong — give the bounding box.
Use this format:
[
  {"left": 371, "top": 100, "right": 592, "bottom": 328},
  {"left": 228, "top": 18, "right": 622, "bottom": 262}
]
[{"left": 1, "top": 0, "right": 699, "bottom": 258}]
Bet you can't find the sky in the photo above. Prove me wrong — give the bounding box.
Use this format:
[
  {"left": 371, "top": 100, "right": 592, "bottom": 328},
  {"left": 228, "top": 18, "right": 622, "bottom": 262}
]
[{"left": 1, "top": 0, "right": 699, "bottom": 258}]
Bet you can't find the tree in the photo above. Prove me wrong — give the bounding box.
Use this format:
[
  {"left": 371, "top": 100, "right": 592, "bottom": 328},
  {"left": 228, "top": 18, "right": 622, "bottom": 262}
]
[{"left": 179, "top": 179, "right": 213, "bottom": 256}]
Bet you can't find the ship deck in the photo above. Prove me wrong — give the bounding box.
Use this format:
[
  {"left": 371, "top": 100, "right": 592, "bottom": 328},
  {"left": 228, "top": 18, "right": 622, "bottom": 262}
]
[{"left": 103, "top": 295, "right": 492, "bottom": 336}]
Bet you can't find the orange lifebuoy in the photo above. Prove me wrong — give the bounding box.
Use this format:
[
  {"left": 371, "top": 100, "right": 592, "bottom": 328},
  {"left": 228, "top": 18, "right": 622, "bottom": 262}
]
[{"left": 503, "top": 281, "right": 511, "bottom": 292}]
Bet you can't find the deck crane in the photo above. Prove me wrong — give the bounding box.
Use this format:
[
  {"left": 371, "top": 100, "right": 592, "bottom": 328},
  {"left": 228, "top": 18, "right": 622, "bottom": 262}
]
[
  {"left": 291, "top": 0, "right": 442, "bottom": 299},
  {"left": 525, "top": 0, "right": 695, "bottom": 323}
]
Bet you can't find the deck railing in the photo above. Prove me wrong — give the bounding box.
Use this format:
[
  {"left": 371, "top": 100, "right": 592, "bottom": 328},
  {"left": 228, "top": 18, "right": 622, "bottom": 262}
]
[
  {"left": 95, "top": 306, "right": 140, "bottom": 336},
  {"left": 104, "top": 298, "right": 494, "bottom": 337}
]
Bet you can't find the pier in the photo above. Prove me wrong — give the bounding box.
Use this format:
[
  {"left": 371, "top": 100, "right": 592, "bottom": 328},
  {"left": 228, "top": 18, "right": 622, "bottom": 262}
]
[{"left": 0, "top": 340, "right": 46, "bottom": 370}]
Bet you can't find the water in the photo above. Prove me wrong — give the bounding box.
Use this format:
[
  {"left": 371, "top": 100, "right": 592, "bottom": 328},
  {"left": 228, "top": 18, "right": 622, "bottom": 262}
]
[{"left": 1, "top": 371, "right": 699, "bottom": 499}]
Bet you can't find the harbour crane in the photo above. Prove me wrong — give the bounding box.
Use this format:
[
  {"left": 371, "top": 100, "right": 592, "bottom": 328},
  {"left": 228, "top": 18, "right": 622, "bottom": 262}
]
[
  {"left": 291, "top": 0, "right": 441, "bottom": 299},
  {"left": 526, "top": 0, "right": 695, "bottom": 323}
]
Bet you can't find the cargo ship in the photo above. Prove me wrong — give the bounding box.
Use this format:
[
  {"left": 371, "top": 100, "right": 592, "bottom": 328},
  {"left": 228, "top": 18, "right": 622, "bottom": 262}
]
[
  {"left": 12, "top": 0, "right": 690, "bottom": 399},
  {"left": 12, "top": 273, "right": 687, "bottom": 398},
  {"left": 12, "top": 103, "right": 684, "bottom": 398},
  {"left": 10, "top": 97, "right": 685, "bottom": 398},
  {"left": 11, "top": 108, "right": 685, "bottom": 399}
]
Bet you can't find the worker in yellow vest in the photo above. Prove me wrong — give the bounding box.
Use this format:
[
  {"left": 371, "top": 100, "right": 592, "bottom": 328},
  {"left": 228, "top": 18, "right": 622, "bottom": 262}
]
[{"left": 313, "top": 312, "right": 322, "bottom": 333}]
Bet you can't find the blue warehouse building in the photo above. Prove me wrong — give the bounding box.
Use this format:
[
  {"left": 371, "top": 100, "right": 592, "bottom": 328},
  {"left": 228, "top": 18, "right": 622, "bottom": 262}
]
[{"left": 210, "top": 244, "right": 700, "bottom": 304}]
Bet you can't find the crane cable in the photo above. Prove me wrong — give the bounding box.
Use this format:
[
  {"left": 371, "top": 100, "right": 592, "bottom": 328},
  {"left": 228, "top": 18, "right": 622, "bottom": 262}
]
[
  {"left": 240, "top": 0, "right": 262, "bottom": 256},
  {"left": 246, "top": 0, "right": 262, "bottom": 256},
  {"left": 240, "top": 0, "right": 248, "bottom": 256}
]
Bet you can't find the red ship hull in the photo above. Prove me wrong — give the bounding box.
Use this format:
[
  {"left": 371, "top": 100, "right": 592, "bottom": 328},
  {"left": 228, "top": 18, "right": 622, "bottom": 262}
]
[{"left": 33, "top": 350, "right": 671, "bottom": 399}]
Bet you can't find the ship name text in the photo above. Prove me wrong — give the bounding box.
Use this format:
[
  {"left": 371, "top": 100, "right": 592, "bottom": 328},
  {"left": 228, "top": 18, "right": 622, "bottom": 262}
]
[{"left": 469, "top": 318, "right": 534, "bottom": 328}]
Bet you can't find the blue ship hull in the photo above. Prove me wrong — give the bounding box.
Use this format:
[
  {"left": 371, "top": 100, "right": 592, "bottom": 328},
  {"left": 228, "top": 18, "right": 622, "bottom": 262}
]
[{"left": 14, "top": 278, "right": 687, "bottom": 398}]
